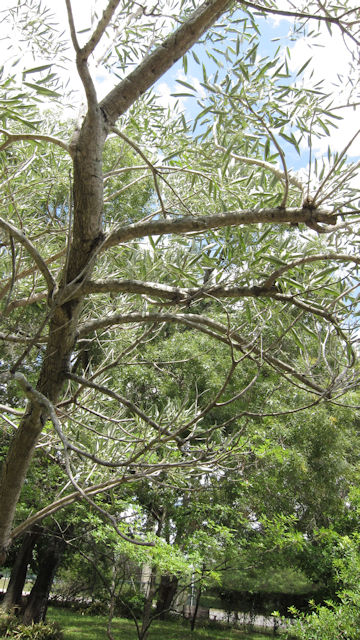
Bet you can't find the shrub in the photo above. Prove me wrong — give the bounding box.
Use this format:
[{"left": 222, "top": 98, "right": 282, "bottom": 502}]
[
  {"left": 0, "top": 620, "right": 63, "bottom": 640},
  {"left": 0, "top": 611, "right": 18, "bottom": 637},
  {"left": 287, "top": 602, "right": 360, "bottom": 640}
]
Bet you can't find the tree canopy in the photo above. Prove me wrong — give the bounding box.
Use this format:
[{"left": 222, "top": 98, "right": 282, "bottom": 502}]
[{"left": 0, "top": 0, "right": 359, "bottom": 579}]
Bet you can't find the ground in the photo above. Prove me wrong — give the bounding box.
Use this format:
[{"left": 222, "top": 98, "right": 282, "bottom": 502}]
[{"left": 48, "top": 607, "right": 274, "bottom": 640}]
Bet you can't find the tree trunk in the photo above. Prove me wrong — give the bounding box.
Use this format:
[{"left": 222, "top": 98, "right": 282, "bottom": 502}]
[
  {"left": 190, "top": 582, "right": 202, "bottom": 632},
  {"left": 155, "top": 574, "right": 178, "bottom": 620},
  {"left": 1, "top": 530, "right": 39, "bottom": 612},
  {"left": 138, "top": 567, "right": 157, "bottom": 640},
  {"left": 22, "top": 534, "right": 65, "bottom": 624}
]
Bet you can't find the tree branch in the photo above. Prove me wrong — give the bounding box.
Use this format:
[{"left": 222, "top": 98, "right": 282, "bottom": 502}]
[
  {"left": 4, "top": 292, "right": 47, "bottom": 314},
  {"left": 64, "top": 0, "right": 80, "bottom": 53},
  {"left": 262, "top": 253, "right": 360, "bottom": 288},
  {"left": 0, "top": 249, "right": 66, "bottom": 300},
  {"left": 78, "top": 278, "right": 279, "bottom": 301},
  {"left": 13, "top": 372, "right": 153, "bottom": 547},
  {"left": 238, "top": 0, "right": 360, "bottom": 46},
  {"left": 102, "top": 207, "right": 337, "bottom": 250},
  {"left": 0, "top": 217, "right": 56, "bottom": 294},
  {"left": 81, "top": 0, "right": 121, "bottom": 59},
  {"left": 100, "top": 0, "right": 232, "bottom": 125},
  {"left": 111, "top": 126, "right": 167, "bottom": 215},
  {"left": 67, "top": 372, "right": 162, "bottom": 433},
  {"left": 213, "top": 139, "right": 304, "bottom": 191},
  {"left": 0, "top": 130, "right": 71, "bottom": 155},
  {"left": 77, "top": 311, "right": 328, "bottom": 394},
  {"left": 9, "top": 469, "right": 159, "bottom": 542}
]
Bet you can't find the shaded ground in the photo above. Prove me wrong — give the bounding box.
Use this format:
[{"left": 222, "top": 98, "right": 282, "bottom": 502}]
[{"left": 48, "top": 607, "right": 273, "bottom": 640}]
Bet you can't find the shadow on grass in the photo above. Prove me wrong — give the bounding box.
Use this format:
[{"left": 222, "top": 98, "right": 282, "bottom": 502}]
[{"left": 48, "top": 607, "right": 273, "bottom": 640}]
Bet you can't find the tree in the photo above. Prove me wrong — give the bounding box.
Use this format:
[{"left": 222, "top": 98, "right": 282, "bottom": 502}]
[{"left": 0, "top": 0, "right": 359, "bottom": 567}]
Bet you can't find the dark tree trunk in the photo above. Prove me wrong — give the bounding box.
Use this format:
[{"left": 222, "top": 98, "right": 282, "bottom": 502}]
[
  {"left": 1, "top": 530, "right": 39, "bottom": 612},
  {"left": 155, "top": 574, "right": 178, "bottom": 620},
  {"left": 22, "top": 534, "right": 65, "bottom": 624}
]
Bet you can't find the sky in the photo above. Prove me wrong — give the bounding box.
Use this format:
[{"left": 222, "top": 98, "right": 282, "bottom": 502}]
[{"left": 0, "top": 0, "right": 359, "bottom": 168}]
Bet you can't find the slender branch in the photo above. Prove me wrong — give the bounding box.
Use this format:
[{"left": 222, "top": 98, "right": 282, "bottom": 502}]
[
  {"left": 67, "top": 372, "right": 162, "bottom": 432},
  {"left": 104, "top": 163, "right": 213, "bottom": 182},
  {"left": 313, "top": 129, "right": 360, "bottom": 205},
  {"left": 12, "top": 372, "right": 153, "bottom": 546},
  {"left": 102, "top": 207, "right": 337, "bottom": 250},
  {"left": 81, "top": 0, "right": 121, "bottom": 59},
  {"left": 0, "top": 332, "right": 32, "bottom": 344},
  {"left": 0, "top": 130, "right": 71, "bottom": 155},
  {"left": 65, "top": 0, "right": 98, "bottom": 108},
  {"left": 0, "top": 217, "right": 56, "bottom": 293},
  {"left": 262, "top": 253, "right": 360, "bottom": 288},
  {"left": 3, "top": 235, "right": 16, "bottom": 313},
  {"left": 111, "top": 126, "right": 167, "bottom": 215},
  {"left": 0, "top": 404, "right": 24, "bottom": 416},
  {"left": 78, "top": 278, "right": 336, "bottom": 321},
  {"left": 213, "top": 139, "right": 304, "bottom": 191},
  {"left": 237, "top": 1, "right": 360, "bottom": 45},
  {"left": 0, "top": 249, "right": 66, "bottom": 300},
  {"left": 9, "top": 469, "right": 158, "bottom": 542},
  {"left": 64, "top": 0, "right": 80, "bottom": 53},
  {"left": 77, "top": 311, "right": 327, "bottom": 394},
  {"left": 242, "top": 98, "right": 289, "bottom": 207},
  {"left": 4, "top": 292, "right": 47, "bottom": 314}
]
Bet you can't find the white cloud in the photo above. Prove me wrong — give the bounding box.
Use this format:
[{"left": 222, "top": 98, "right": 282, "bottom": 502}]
[
  {"left": 286, "top": 28, "right": 359, "bottom": 157},
  {"left": 156, "top": 81, "right": 185, "bottom": 113}
]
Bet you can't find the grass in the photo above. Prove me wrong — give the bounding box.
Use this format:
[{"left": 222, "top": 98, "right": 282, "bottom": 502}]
[{"left": 48, "top": 607, "right": 272, "bottom": 640}]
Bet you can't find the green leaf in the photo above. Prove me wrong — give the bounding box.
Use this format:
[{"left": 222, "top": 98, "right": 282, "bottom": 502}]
[
  {"left": 23, "top": 82, "right": 60, "bottom": 97},
  {"left": 23, "top": 64, "right": 52, "bottom": 75},
  {"left": 296, "top": 58, "right": 312, "bottom": 77}
]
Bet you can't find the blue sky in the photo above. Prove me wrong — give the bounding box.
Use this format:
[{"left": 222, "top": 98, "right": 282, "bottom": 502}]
[{"left": 1, "top": 0, "right": 359, "bottom": 180}]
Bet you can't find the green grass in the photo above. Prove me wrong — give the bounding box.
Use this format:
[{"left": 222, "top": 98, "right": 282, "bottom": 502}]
[{"left": 48, "top": 607, "right": 272, "bottom": 640}]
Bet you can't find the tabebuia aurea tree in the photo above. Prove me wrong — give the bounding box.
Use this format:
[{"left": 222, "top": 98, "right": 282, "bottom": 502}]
[{"left": 0, "top": 0, "right": 359, "bottom": 582}]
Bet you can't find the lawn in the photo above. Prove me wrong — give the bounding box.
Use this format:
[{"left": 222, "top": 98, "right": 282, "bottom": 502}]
[{"left": 48, "top": 607, "right": 272, "bottom": 640}]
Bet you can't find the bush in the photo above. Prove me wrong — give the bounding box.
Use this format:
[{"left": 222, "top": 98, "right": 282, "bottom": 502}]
[
  {"left": 0, "top": 611, "right": 18, "bottom": 637},
  {"left": 287, "top": 528, "right": 360, "bottom": 640},
  {"left": 287, "top": 601, "right": 360, "bottom": 640},
  {"left": 0, "top": 619, "right": 63, "bottom": 640}
]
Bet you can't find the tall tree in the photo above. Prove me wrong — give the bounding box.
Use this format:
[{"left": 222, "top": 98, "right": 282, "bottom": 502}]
[{"left": 0, "top": 0, "right": 359, "bottom": 565}]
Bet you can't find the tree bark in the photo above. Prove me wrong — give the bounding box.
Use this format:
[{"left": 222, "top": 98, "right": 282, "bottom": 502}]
[
  {"left": 155, "top": 574, "right": 178, "bottom": 620},
  {"left": 1, "top": 530, "right": 39, "bottom": 612},
  {"left": 22, "top": 534, "right": 65, "bottom": 625}
]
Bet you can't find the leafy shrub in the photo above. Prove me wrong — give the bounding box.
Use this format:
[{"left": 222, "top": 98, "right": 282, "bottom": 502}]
[
  {"left": 0, "top": 620, "right": 63, "bottom": 640},
  {"left": 0, "top": 611, "right": 18, "bottom": 637},
  {"left": 287, "top": 601, "right": 360, "bottom": 640}
]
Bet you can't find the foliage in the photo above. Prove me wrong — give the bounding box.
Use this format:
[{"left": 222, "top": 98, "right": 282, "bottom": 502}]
[
  {"left": 0, "top": 0, "right": 360, "bottom": 634},
  {"left": 0, "top": 615, "right": 63, "bottom": 640},
  {"left": 287, "top": 503, "right": 360, "bottom": 639},
  {"left": 0, "top": 611, "right": 18, "bottom": 637}
]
